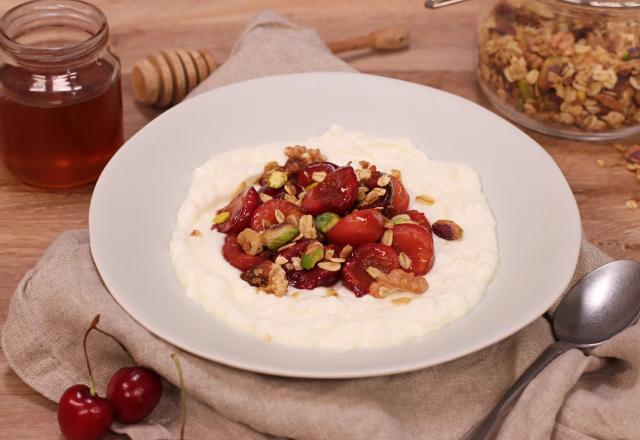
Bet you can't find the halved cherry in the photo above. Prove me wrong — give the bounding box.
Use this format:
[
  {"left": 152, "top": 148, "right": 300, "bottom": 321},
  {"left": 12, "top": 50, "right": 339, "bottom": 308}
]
[
  {"left": 296, "top": 162, "right": 338, "bottom": 187},
  {"left": 287, "top": 267, "right": 340, "bottom": 290},
  {"left": 250, "top": 199, "right": 305, "bottom": 231},
  {"left": 301, "top": 166, "right": 358, "bottom": 215},
  {"left": 277, "top": 239, "right": 340, "bottom": 289},
  {"left": 326, "top": 209, "right": 384, "bottom": 246},
  {"left": 222, "top": 234, "right": 267, "bottom": 271},
  {"left": 390, "top": 176, "right": 410, "bottom": 212},
  {"left": 342, "top": 243, "right": 399, "bottom": 297},
  {"left": 213, "top": 187, "right": 260, "bottom": 234},
  {"left": 403, "top": 210, "right": 432, "bottom": 233},
  {"left": 258, "top": 182, "right": 303, "bottom": 200},
  {"left": 391, "top": 223, "right": 434, "bottom": 276}
]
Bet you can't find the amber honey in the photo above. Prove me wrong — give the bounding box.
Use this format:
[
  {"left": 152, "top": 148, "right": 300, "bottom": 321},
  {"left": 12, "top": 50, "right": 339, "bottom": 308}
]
[
  {"left": 0, "top": 0, "right": 123, "bottom": 188},
  {"left": 0, "top": 65, "right": 123, "bottom": 188}
]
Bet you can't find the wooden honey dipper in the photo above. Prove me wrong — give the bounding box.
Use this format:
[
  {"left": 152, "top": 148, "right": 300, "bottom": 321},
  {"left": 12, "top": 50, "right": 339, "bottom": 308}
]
[
  {"left": 132, "top": 49, "right": 217, "bottom": 107},
  {"left": 132, "top": 27, "right": 409, "bottom": 108}
]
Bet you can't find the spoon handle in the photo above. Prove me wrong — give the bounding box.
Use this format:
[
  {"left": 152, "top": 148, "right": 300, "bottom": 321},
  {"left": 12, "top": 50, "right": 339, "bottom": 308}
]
[{"left": 463, "top": 341, "right": 574, "bottom": 440}]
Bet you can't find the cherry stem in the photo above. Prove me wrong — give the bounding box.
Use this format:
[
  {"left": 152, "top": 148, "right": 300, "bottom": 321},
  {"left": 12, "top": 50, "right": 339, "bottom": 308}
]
[
  {"left": 82, "top": 315, "right": 100, "bottom": 397},
  {"left": 171, "top": 353, "right": 186, "bottom": 440},
  {"left": 92, "top": 326, "right": 136, "bottom": 364}
]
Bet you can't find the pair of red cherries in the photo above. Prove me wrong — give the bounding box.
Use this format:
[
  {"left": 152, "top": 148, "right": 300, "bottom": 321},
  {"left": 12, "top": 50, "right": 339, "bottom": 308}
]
[{"left": 57, "top": 315, "right": 184, "bottom": 440}]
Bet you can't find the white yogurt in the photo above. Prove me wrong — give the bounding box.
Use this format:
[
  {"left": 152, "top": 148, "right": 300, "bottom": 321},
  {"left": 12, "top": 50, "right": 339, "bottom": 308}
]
[{"left": 170, "top": 126, "right": 499, "bottom": 350}]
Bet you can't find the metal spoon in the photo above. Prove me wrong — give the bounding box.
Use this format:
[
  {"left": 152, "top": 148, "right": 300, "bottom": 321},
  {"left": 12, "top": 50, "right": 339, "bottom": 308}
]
[{"left": 464, "top": 260, "right": 640, "bottom": 440}]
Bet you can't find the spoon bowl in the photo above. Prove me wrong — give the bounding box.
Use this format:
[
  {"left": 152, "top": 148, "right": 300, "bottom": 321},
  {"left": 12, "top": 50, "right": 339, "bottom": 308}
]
[
  {"left": 465, "top": 259, "right": 640, "bottom": 440},
  {"left": 554, "top": 260, "right": 640, "bottom": 348}
]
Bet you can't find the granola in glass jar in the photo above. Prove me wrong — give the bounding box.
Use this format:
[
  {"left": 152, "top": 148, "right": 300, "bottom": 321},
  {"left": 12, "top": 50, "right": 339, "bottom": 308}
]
[{"left": 477, "top": 0, "right": 640, "bottom": 140}]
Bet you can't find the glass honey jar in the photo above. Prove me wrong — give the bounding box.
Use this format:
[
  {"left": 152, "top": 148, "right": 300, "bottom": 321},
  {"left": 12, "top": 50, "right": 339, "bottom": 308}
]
[
  {"left": 0, "top": 0, "right": 123, "bottom": 188},
  {"left": 476, "top": 0, "right": 640, "bottom": 141}
]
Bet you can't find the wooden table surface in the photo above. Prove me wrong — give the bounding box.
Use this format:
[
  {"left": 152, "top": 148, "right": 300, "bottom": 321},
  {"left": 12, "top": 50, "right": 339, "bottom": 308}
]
[{"left": 1, "top": 0, "right": 638, "bottom": 438}]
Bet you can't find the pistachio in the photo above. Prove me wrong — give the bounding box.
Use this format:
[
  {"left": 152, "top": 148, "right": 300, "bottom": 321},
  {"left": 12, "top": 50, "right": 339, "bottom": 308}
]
[
  {"left": 268, "top": 170, "right": 288, "bottom": 189},
  {"left": 301, "top": 242, "right": 324, "bottom": 270},
  {"left": 432, "top": 220, "right": 464, "bottom": 241},
  {"left": 517, "top": 79, "right": 533, "bottom": 102},
  {"left": 262, "top": 223, "right": 299, "bottom": 250},
  {"left": 315, "top": 212, "right": 341, "bottom": 233},
  {"left": 391, "top": 214, "right": 411, "bottom": 225},
  {"left": 213, "top": 211, "right": 230, "bottom": 224}
]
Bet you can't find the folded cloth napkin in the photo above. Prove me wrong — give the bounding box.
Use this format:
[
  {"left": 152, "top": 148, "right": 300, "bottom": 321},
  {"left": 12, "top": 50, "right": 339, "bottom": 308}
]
[{"left": 3, "top": 11, "right": 639, "bottom": 440}]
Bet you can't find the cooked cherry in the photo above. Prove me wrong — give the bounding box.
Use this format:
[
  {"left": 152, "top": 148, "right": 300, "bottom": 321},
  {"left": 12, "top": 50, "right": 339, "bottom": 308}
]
[
  {"left": 391, "top": 223, "right": 435, "bottom": 276},
  {"left": 403, "top": 210, "right": 432, "bottom": 233},
  {"left": 250, "top": 199, "right": 305, "bottom": 231},
  {"left": 278, "top": 239, "right": 340, "bottom": 289},
  {"left": 326, "top": 209, "right": 384, "bottom": 246},
  {"left": 213, "top": 187, "right": 260, "bottom": 234},
  {"left": 106, "top": 366, "right": 162, "bottom": 424},
  {"left": 287, "top": 267, "right": 340, "bottom": 289},
  {"left": 58, "top": 385, "right": 113, "bottom": 440},
  {"left": 342, "top": 243, "right": 399, "bottom": 296},
  {"left": 390, "top": 176, "right": 410, "bottom": 212},
  {"left": 296, "top": 161, "right": 338, "bottom": 187},
  {"left": 301, "top": 166, "right": 358, "bottom": 215},
  {"left": 222, "top": 234, "right": 267, "bottom": 271}
]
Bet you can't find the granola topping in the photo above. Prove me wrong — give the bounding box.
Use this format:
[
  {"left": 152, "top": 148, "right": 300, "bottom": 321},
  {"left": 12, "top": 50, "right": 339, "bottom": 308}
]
[{"left": 479, "top": 0, "right": 640, "bottom": 134}]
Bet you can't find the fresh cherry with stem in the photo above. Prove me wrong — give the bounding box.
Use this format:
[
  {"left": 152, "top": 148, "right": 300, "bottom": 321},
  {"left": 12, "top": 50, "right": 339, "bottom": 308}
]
[
  {"left": 57, "top": 316, "right": 113, "bottom": 440},
  {"left": 89, "top": 317, "right": 163, "bottom": 424}
]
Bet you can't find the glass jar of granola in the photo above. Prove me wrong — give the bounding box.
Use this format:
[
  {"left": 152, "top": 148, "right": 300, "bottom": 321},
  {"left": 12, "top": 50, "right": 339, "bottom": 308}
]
[{"left": 477, "top": 0, "right": 640, "bottom": 141}]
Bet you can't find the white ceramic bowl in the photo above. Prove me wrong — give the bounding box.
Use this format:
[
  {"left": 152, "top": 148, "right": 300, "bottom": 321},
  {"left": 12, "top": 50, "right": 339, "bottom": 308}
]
[{"left": 89, "top": 72, "right": 581, "bottom": 378}]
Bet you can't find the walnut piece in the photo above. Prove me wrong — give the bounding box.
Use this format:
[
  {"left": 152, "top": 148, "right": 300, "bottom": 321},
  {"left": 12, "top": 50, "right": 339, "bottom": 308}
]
[
  {"left": 237, "top": 228, "right": 263, "bottom": 255},
  {"left": 284, "top": 145, "right": 326, "bottom": 163},
  {"left": 240, "top": 261, "right": 288, "bottom": 297},
  {"left": 369, "top": 269, "right": 429, "bottom": 298},
  {"left": 283, "top": 145, "right": 326, "bottom": 173}
]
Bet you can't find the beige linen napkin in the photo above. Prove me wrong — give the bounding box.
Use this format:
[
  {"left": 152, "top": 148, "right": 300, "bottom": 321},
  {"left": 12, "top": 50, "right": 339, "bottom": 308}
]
[{"left": 3, "top": 11, "right": 638, "bottom": 440}]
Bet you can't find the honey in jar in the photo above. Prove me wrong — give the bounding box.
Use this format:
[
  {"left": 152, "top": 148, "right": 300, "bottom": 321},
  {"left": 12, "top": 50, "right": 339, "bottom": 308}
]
[{"left": 0, "top": 0, "right": 123, "bottom": 188}]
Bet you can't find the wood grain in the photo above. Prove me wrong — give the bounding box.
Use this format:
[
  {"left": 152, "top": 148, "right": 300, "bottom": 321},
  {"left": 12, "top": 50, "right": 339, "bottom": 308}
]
[{"left": 0, "top": 0, "right": 638, "bottom": 438}]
